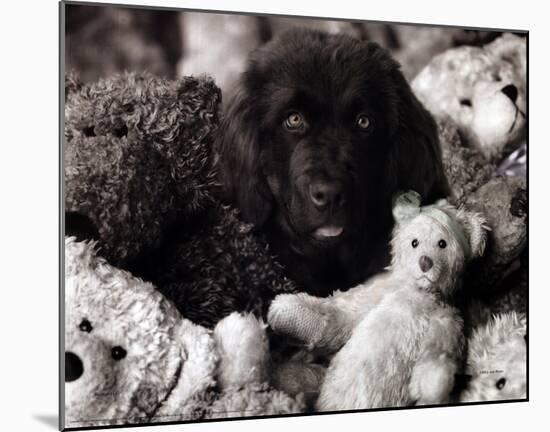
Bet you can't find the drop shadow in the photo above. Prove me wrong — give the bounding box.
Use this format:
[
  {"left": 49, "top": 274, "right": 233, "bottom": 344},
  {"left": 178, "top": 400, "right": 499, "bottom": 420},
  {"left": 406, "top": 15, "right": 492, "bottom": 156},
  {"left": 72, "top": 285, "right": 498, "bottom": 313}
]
[{"left": 33, "top": 414, "right": 58, "bottom": 430}]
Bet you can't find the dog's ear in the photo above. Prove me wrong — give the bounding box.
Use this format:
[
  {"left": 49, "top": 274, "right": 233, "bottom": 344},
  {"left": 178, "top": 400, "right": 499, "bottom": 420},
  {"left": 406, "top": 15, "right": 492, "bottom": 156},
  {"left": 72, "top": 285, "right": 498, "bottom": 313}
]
[
  {"left": 390, "top": 68, "right": 450, "bottom": 204},
  {"left": 216, "top": 85, "right": 273, "bottom": 226}
]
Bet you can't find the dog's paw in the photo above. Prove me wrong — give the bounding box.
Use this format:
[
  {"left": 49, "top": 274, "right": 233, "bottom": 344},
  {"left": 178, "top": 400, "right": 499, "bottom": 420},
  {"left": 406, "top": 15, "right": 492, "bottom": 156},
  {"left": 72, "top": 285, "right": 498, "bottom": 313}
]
[
  {"left": 267, "top": 293, "right": 329, "bottom": 350},
  {"left": 409, "top": 358, "right": 456, "bottom": 405}
]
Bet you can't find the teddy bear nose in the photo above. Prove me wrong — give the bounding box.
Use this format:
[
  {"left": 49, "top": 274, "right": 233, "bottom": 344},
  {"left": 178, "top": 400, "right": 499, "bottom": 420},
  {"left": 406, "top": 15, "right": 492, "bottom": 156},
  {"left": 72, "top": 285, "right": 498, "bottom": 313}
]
[
  {"left": 65, "top": 351, "right": 84, "bottom": 382},
  {"left": 501, "top": 84, "right": 518, "bottom": 103},
  {"left": 419, "top": 255, "right": 433, "bottom": 273}
]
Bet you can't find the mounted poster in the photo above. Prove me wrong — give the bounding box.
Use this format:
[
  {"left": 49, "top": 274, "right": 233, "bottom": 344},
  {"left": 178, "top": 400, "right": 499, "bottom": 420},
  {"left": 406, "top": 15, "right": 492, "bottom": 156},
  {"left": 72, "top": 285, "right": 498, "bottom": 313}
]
[{"left": 60, "top": 1, "right": 528, "bottom": 429}]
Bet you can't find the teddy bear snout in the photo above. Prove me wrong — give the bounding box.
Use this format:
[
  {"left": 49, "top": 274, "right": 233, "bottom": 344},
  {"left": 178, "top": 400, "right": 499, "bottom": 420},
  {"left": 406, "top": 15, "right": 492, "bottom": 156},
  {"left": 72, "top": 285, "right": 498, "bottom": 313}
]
[
  {"left": 65, "top": 351, "right": 84, "bottom": 382},
  {"left": 419, "top": 255, "right": 434, "bottom": 273},
  {"left": 501, "top": 84, "right": 518, "bottom": 104}
]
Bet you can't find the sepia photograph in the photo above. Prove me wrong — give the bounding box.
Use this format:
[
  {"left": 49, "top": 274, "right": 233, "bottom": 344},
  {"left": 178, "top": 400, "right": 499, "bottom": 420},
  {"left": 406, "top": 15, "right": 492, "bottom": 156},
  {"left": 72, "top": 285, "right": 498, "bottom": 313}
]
[{"left": 61, "top": 1, "right": 527, "bottom": 429}]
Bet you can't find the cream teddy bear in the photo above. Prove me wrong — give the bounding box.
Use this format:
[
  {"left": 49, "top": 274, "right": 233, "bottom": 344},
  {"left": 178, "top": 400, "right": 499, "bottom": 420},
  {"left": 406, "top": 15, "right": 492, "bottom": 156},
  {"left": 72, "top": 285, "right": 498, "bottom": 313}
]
[
  {"left": 412, "top": 33, "right": 526, "bottom": 162},
  {"left": 268, "top": 191, "right": 488, "bottom": 410},
  {"left": 63, "top": 237, "right": 303, "bottom": 429}
]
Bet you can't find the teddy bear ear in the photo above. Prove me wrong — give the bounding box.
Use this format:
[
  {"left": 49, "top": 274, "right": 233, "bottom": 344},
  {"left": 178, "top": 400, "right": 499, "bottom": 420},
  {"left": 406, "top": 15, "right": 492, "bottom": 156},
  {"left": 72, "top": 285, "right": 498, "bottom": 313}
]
[
  {"left": 457, "top": 209, "right": 490, "bottom": 258},
  {"left": 157, "top": 318, "right": 217, "bottom": 417},
  {"left": 175, "top": 75, "right": 222, "bottom": 113},
  {"left": 392, "top": 190, "right": 422, "bottom": 223}
]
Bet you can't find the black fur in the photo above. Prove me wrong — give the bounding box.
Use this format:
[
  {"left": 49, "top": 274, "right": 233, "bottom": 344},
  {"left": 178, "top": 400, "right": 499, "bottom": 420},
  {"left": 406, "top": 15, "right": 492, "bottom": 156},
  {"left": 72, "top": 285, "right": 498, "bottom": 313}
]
[
  {"left": 65, "top": 212, "right": 99, "bottom": 242},
  {"left": 217, "top": 29, "right": 448, "bottom": 295}
]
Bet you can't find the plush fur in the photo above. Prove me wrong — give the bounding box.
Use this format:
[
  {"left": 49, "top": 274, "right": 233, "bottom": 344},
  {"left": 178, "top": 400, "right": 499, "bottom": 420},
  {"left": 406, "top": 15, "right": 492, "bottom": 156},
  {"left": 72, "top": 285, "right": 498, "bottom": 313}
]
[
  {"left": 268, "top": 192, "right": 489, "bottom": 410},
  {"left": 217, "top": 28, "right": 449, "bottom": 296},
  {"left": 460, "top": 312, "right": 526, "bottom": 402},
  {"left": 64, "top": 237, "right": 303, "bottom": 428},
  {"left": 483, "top": 263, "right": 527, "bottom": 317},
  {"left": 146, "top": 204, "right": 299, "bottom": 329},
  {"left": 463, "top": 176, "right": 527, "bottom": 294},
  {"left": 439, "top": 119, "right": 495, "bottom": 204},
  {"left": 65, "top": 72, "right": 221, "bottom": 269}
]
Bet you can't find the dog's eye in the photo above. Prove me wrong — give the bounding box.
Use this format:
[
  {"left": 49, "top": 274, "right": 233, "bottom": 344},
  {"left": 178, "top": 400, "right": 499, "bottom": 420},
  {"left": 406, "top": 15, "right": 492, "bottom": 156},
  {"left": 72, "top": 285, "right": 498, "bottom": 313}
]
[
  {"left": 412, "top": 239, "right": 419, "bottom": 248},
  {"left": 356, "top": 114, "right": 371, "bottom": 130},
  {"left": 285, "top": 112, "right": 304, "bottom": 130},
  {"left": 496, "top": 378, "right": 506, "bottom": 390},
  {"left": 438, "top": 239, "right": 447, "bottom": 249}
]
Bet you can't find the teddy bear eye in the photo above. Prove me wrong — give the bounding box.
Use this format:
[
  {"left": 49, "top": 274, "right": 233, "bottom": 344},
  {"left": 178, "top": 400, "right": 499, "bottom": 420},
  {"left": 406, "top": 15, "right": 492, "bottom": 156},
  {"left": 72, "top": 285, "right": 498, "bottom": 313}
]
[
  {"left": 82, "top": 126, "right": 96, "bottom": 137},
  {"left": 459, "top": 98, "right": 472, "bottom": 107},
  {"left": 496, "top": 378, "right": 506, "bottom": 390},
  {"left": 113, "top": 124, "right": 128, "bottom": 138},
  {"left": 78, "top": 319, "right": 93, "bottom": 333},
  {"left": 438, "top": 239, "right": 447, "bottom": 249},
  {"left": 111, "top": 346, "right": 127, "bottom": 361},
  {"left": 411, "top": 239, "right": 419, "bottom": 248}
]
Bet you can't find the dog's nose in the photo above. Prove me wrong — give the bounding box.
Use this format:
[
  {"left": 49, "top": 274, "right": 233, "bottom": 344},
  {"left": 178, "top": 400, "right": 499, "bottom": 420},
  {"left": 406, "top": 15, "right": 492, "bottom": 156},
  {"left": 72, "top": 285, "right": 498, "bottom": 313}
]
[
  {"left": 501, "top": 84, "right": 518, "bottom": 103},
  {"left": 65, "top": 351, "right": 84, "bottom": 382},
  {"left": 419, "top": 255, "right": 433, "bottom": 273},
  {"left": 309, "top": 181, "right": 343, "bottom": 208}
]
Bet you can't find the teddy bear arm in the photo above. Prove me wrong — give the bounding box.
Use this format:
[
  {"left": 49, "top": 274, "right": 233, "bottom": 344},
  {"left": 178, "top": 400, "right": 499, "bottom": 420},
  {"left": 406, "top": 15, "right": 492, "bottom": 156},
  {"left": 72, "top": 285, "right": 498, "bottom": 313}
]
[
  {"left": 267, "top": 293, "right": 356, "bottom": 352},
  {"left": 409, "top": 314, "right": 465, "bottom": 405},
  {"left": 153, "top": 319, "right": 218, "bottom": 421}
]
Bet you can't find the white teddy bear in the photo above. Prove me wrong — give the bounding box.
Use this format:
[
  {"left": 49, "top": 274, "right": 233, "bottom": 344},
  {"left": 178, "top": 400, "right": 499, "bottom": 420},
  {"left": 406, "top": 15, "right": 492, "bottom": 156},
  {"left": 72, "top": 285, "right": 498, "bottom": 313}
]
[
  {"left": 268, "top": 191, "right": 489, "bottom": 410},
  {"left": 63, "top": 237, "right": 303, "bottom": 429}
]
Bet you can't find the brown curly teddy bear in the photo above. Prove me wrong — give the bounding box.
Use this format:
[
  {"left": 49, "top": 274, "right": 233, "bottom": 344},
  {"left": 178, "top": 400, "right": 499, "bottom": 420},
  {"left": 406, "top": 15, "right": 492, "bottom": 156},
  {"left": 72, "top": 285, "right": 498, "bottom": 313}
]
[{"left": 64, "top": 71, "right": 221, "bottom": 269}]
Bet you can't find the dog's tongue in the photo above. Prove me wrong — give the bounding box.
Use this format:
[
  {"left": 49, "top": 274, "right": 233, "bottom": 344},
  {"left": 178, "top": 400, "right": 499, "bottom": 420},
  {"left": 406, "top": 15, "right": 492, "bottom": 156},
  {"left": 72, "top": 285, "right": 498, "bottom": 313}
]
[{"left": 314, "top": 225, "right": 344, "bottom": 238}]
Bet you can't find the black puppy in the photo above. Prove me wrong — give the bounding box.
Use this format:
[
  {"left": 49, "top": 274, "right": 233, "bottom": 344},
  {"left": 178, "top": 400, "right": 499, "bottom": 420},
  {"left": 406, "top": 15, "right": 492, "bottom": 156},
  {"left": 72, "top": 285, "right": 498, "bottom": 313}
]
[{"left": 217, "top": 29, "right": 449, "bottom": 295}]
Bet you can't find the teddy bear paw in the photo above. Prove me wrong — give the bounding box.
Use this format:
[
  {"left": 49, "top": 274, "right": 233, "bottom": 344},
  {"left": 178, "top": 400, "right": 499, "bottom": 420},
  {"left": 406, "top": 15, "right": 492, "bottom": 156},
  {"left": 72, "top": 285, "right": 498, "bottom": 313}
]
[
  {"left": 267, "top": 294, "right": 328, "bottom": 350},
  {"left": 409, "top": 359, "right": 456, "bottom": 405},
  {"left": 214, "top": 312, "right": 270, "bottom": 389}
]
